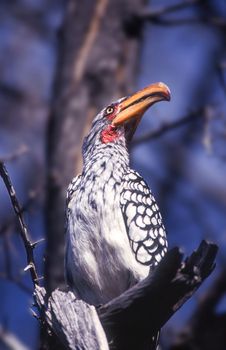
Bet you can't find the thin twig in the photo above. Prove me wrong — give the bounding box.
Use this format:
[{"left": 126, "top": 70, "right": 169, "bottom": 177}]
[
  {"left": 135, "top": 0, "right": 226, "bottom": 28},
  {"left": 124, "top": 0, "right": 202, "bottom": 35},
  {"left": 0, "top": 145, "right": 29, "bottom": 163},
  {"left": 132, "top": 108, "right": 204, "bottom": 146},
  {"left": 0, "top": 162, "right": 39, "bottom": 287},
  {"left": 138, "top": 0, "right": 201, "bottom": 20},
  {"left": 147, "top": 16, "right": 226, "bottom": 28}
]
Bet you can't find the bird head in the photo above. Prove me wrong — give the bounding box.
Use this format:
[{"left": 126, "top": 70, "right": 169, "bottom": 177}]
[{"left": 83, "top": 82, "right": 171, "bottom": 154}]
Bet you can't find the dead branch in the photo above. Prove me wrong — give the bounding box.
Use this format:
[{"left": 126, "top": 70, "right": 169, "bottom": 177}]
[
  {"left": 35, "top": 286, "right": 109, "bottom": 350},
  {"left": 0, "top": 162, "right": 39, "bottom": 287},
  {"left": 125, "top": 0, "right": 226, "bottom": 30},
  {"left": 123, "top": 0, "right": 201, "bottom": 35},
  {"left": 145, "top": 16, "right": 226, "bottom": 28},
  {"left": 132, "top": 108, "right": 205, "bottom": 146},
  {"left": 0, "top": 145, "right": 29, "bottom": 163},
  {"left": 138, "top": 0, "right": 201, "bottom": 20}
]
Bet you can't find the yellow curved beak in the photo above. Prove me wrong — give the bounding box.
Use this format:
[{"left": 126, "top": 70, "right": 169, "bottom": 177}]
[{"left": 112, "top": 82, "right": 171, "bottom": 127}]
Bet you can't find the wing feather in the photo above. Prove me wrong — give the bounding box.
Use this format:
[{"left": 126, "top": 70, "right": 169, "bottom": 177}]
[{"left": 120, "top": 170, "right": 167, "bottom": 267}]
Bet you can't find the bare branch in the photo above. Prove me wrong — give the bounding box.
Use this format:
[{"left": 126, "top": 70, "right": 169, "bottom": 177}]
[
  {"left": 126, "top": 1, "right": 226, "bottom": 30},
  {"left": 132, "top": 108, "right": 204, "bottom": 146},
  {"left": 35, "top": 286, "right": 109, "bottom": 350},
  {"left": 146, "top": 16, "right": 226, "bottom": 28},
  {"left": 0, "top": 162, "right": 39, "bottom": 288},
  {"left": 138, "top": 0, "right": 201, "bottom": 20},
  {"left": 0, "top": 145, "right": 29, "bottom": 163}
]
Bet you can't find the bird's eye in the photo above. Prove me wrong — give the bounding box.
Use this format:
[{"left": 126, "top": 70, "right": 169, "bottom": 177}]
[{"left": 106, "top": 106, "right": 114, "bottom": 115}]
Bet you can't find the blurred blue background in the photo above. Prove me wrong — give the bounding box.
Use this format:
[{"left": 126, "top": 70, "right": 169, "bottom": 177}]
[{"left": 0, "top": 0, "right": 226, "bottom": 348}]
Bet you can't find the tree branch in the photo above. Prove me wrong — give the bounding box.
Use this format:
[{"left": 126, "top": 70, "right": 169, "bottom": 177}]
[
  {"left": 125, "top": 1, "right": 226, "bottom": 31},
  {"left": 35, "top": 286, "right": 109, "bottom": 350},
  {"left": 132, "top": 108, "right": 204, "bottom": 146},
  {"left": 145, "top": 16, "right": 226, "bottom": 28},
  {"left": 0, "top": 162, "right": 39, "bottom": 288},
  {"left": 0, "top": 145, "right": 29, "bottom": 163},
  {"left": 138, "top": 0, "right": 201, "bottom": 20}
]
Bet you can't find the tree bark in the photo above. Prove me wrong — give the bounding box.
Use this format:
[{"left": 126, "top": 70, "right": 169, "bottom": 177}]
[{"left": 35, "top": 286, "right": 109, "bottom": 350}]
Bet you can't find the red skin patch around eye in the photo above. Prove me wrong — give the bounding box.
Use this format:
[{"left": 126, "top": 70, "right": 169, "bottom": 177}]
[
  {"left": 106, "top": 112, "right": 115, "bottom": 121},
  {"left": 100, "top": 125, "right": 119, "bottom": 144}
]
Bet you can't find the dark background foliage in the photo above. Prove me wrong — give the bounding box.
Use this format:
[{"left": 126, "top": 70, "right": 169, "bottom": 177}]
[{"left": 0, "top": 0, "right": 226, "bottom": 349}]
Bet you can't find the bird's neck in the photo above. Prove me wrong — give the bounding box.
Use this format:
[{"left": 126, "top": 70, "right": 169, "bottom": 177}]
[{"left": 82, "top": 142, "right": 130, "bottom": 178}]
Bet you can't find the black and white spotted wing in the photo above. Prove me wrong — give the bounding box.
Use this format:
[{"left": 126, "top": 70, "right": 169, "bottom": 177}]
[{"left": 120, "top": 170, "right": 168, "bottom": 267}]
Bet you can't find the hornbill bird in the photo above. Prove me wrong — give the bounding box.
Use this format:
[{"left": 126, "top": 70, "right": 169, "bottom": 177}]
[{"left": 65, "top": 82, "right": 170, "bottom": 308}]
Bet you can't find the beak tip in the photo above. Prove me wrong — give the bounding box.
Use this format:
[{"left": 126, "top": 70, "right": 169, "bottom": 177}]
[{"left": 158, "top": 82, "right": 171, "bottom": 101}]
